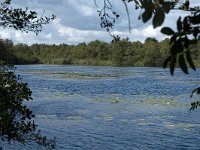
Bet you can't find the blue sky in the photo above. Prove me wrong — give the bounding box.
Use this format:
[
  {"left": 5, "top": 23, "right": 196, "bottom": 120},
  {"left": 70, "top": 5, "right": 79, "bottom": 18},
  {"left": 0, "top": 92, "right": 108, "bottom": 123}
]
[{"left": 0, "top": 0, "right": 198, "bottom": 45}]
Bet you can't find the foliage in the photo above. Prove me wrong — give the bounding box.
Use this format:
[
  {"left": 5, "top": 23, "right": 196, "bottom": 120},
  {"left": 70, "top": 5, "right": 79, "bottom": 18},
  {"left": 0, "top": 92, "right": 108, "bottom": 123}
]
[
  {"left": 0, "top": 0, "right": 56, "bottom": 149},
  {"left": 2, "top": 37, "right": 200, "bottom": 68},
  {"left": 161, "top": 14, "right": 199, "bottom": 75},
  {"left": 0, "top": 63, "right": 56, "bottom": 149},
  {"left": 96, "top": 0, "right": 120, "bottom": 33},
  {"left": 190, "top": 101, "right": 200, "bottom": 111},
  {"left": 0, "top": 0, "right": 55, "bottom": 34}
]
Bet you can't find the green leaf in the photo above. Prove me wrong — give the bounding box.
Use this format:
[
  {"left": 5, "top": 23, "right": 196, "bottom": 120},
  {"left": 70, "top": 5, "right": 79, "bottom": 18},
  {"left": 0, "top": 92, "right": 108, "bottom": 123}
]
[
  {"left": 191, "top": 88, "right": 200, "bottom": 98},
  {"left": 170, "top": 34, "right": 177, "bottom": 45},
  {"left": 185, "top": 51, "right": 196, "bottom": 71},
  {"left": 161, "top": 27, "right": 174, "bottom": 35},
  {"left": 153, "top": 8, "right": 165, "bottom": 28},
  {"left": 190, "top": 101, "right": 200, "bottom": 110},
  {"left": 178, "top": 54, "right": 188, "bottom": 74},
  {"left": 163, "top": 56, "right": 171, "bottom": 68},
  {"left": 177, "top": 17, "right": 182, "bottom": 32},
  {"left": 170, "top": 57, "right": 176, "bottom": 75},
  {"left": 141, "top": 0, "right": 153, "bottom": 9},
  {"left": 183, "top": 17, "right": 190, "bottom": 31},
  {"left": 193, "top": 28, "right": 199, "bottom": 39},
  {"left": 183, "top": 36, "right": 189, "bottom": 48},
  {"left": 184, "top": 0, "right": 190, "bottom": 10},
  {"left": 159, "top": 0, "right": 164, "bottom": 5},
  {"left": 163, "top": 2, "right": 171, "bottom": 13},
  {"left": 170, "top": 39, "right": 183, "bottom": 55},
  {"left": 142, "top": 10, "right": 152, "bottom": 23}
]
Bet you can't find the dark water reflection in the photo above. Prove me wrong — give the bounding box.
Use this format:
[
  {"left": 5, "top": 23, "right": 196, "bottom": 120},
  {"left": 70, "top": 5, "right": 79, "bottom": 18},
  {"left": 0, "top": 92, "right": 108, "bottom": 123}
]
[{"left": 3, "top": 65, "right": 200, "bottom": 150}]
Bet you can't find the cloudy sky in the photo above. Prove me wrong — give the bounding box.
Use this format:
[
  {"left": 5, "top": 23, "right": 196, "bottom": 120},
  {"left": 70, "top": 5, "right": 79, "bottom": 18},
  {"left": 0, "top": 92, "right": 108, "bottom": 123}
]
[{"left": 0, "top": 0, "right": 198, "bottom": 45}]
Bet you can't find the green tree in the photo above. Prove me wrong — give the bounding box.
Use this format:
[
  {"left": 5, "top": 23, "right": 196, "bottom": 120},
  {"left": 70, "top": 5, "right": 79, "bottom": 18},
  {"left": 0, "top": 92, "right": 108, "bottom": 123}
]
[
  {"left": 111, "top": 38, "right": 130, "bottom": 66},
  {"left": 0, "top": 0, "right": 55, "bottom": 149},
  {"left": 0, "top": 39, "right": 13, "bottom": 63},
  {"left": 143, "top": 38, "right": 160, "bottom": 67},
  {"left": 1, "top": 37, "right": 184, "bottom": 67},
  {"left": 158, "top": 38, "right": 170, "bottom": 66},
  {"left": 123, "top": 45, "right": 135, "bottom": 66},
  {"left": 131, "top": 41, "right": 144, "bottom": 66}
]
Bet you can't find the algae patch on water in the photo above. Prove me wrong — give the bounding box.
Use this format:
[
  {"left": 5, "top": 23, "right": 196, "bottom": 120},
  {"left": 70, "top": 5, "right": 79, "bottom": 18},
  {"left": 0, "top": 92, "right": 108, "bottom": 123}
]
[
  {"left": 18, "top": 69, "right": 129, "bottom": 79},
  {"left": 135, "top": 97, "right": 189, "bottom": 108},
  {"left": 93, "top": 97, "right": 127, "bottom": 104},
  {"left": 93, "top": 114, "right": 114, "bottom": 121},
  {"left": 60, "top": 72, "right": 128, "bottom": 80},
  {"left": 34, "top": 91, "right": 84, "bottom": 101},
  {"left": 35, "top": 114, "right": 83, "bottom": 121},
  {"left": 164, "top": 122, "right": 200, "bottom": 130}
]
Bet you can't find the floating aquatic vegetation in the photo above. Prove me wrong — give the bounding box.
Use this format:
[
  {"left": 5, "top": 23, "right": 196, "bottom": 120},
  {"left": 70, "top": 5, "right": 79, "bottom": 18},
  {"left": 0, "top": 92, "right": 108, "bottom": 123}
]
[
  {"left": 103, "top": 114, "right": 113, "bottom": 121},
  {"left": 93, "top": 114, "right": 114, "bottom": 121},
  {"left": 35, "top": 114, "right": 57, "bottom": 119},
  {"left": 61, "top": 72, "right": 127, "bottom": 80},
  {"left": 17, "top": 69, "right": 130, "bottom": 80},
  {"left": 164, "top": 122, "right": 200, "bottom": 129},
  {"left": 34, "top": 92, "right": 82, "bottom": 101},
  {"left": 17, "top": 69, "right": 60, "bottom": 74},
  {"left": 188, "top": 79, "right": 200, "bottom": 85},
  {"left": 135, "top": 97, "right": 189, "bottom": 108},
  {"left": 63, "top": 116, "right": 83, "bottom": 121},
  {"left": 75, "top": 109, "right": 88, "bottom": 113},
  {"left": 35, "top": 114, "right": 83, "bottom": 121},
  {"left": 120, "top": 119, "right": 130, "bottom": 124},
  {"left": 93, "top": 97, "right": 127, "bottom": 104}
]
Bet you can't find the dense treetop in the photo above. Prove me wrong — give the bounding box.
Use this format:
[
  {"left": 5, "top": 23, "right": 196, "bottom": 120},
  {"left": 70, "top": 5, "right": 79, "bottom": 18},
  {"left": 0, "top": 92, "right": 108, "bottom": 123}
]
[{"left": 0, "top": 37, "right": 200, "bottom": 68}]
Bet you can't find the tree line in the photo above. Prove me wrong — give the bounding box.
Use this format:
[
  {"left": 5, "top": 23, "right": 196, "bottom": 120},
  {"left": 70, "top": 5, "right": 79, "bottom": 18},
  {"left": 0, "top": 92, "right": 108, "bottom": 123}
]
[{"left": 1, "top": 37, "right": 200, "bottom": 67}]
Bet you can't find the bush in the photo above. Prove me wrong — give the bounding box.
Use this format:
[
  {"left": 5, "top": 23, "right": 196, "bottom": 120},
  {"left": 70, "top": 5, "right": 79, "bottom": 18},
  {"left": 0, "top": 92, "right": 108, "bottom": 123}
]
[{"left": 0, "top": 62, "right": 55, "bottom": 150}]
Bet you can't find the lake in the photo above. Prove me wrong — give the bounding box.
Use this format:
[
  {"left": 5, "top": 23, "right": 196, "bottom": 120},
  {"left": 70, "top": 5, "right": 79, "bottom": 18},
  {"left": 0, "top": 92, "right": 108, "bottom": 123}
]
[{"left": 3, "top": 65, "right": 200, "bottom": 150}]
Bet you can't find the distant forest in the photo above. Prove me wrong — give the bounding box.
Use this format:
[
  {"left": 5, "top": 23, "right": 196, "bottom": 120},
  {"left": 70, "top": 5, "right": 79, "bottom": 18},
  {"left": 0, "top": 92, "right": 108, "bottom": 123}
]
[{"left": 1, "top": 37, "right": 200, "bottom": 67}]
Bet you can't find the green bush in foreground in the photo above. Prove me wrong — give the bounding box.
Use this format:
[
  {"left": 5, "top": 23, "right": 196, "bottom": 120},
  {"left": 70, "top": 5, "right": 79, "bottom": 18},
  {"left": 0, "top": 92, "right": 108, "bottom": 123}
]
[{"left": 0, "top": 62, "right": 56, "bottom": 149}]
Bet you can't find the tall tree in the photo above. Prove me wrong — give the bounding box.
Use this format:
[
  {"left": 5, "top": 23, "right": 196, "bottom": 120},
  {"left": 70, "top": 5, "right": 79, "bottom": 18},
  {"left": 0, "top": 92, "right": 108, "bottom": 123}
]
[{"left": 0, "top": 0, "right": 55, "bottom": 149}]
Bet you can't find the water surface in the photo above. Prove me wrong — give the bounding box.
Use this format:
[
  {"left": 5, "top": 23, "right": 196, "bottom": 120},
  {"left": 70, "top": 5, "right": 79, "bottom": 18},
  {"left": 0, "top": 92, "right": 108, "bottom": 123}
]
[{"left": 3, "top": 65, "right": 200, "bottom": 150}]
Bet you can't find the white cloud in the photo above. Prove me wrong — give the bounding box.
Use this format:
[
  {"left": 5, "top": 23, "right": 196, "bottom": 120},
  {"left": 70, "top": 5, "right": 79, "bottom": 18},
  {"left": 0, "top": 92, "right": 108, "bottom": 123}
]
[
  {"left": 0, "top": 26, "right": 55, "bottom": 45},
  {"left": 0, "top": 31, "right": 11, "bottom": 39},
  {"left": 141, "top": 25, "right": 160, "bottom": 37},
  {"left": 53, "top": 18, "right": 110, "bottom": 44},
  {"left": 111, "top": 25, "right": 161, "bottom": 39},
  {"left": 0, "top": 18, "right": 162, "bottom": 45},
  {"left": 67, "top": 0, "right": 96, "bottom": 16}
]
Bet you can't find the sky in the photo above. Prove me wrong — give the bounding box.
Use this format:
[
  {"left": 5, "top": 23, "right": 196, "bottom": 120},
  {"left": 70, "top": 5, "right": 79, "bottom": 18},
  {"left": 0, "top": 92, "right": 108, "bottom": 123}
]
[{"left": 0, "top": 0, "right": 199, "bottom": 45}]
